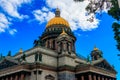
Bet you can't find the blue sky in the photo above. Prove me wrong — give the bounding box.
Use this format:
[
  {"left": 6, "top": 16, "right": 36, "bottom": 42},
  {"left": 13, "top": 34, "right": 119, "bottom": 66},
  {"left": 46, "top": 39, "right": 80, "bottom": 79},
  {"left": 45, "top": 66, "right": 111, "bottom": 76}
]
[{"left": 0, "top": 0, "right": 120, "bottom": 79}]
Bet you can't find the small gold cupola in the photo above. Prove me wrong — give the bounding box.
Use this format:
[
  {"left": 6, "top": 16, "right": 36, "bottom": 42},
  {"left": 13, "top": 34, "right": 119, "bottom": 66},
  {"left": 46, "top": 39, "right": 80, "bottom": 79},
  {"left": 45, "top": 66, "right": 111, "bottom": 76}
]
[
  {"left": 91, "top": 45, "right": 103, "bottom": 61},
  {"left": 19, "top": 48, "right": 23, "bottom": 54},
  {"left": 93, "top": 45, "right": 99, "bottom": 51}
]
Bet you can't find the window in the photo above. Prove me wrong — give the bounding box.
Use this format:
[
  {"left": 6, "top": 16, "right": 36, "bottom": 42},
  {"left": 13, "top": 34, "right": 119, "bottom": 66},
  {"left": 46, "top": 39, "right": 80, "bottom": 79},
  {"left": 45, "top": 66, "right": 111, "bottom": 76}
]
[
  {"left": 48, "top": 41, "right": 50, "bottom": 48},
  {"left": 60, "top": 42, "right": 62, "bottom": 52},
  {"left": 53, "top": 40, "right": 55, "bottom": 50},
  {"left": 45, "top": 75, "right": 55, "bottom": 80}
]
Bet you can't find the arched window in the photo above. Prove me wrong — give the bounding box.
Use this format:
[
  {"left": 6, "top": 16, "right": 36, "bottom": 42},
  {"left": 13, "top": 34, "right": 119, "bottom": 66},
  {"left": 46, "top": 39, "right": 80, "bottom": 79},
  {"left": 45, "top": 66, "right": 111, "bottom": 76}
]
[
  {"left": 67, "top": 42, "right": 69, "bottom": 51},
  {"left": 72, "top": 40, "right": 75, "bottom": 52},
  {"left": 53, "top": 40, "right": 56, "bottom": 50},
  {"left": 48, "top": 41, "right": 50, "bottom": 48},
  {"left": 60, "top": 42, "right": 62, "bottom": 52},
  {"left": 94, "top": 56, "right": 97, "bottom": 60},
  {"left": 45, "top": 74, "right": 55, "bottom": 80}
]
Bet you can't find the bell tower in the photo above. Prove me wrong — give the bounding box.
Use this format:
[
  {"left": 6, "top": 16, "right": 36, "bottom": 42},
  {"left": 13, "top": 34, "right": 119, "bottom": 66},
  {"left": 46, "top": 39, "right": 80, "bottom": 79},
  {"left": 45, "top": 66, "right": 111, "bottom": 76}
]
[
  {"left": 91, "top": 46, "right": 103, "bottom": 61},
  {"left": 56, "top": 29, "right": 76, "bottom": 80},
  {"left": 56, "top": 29, "right": 75, "bottom": 54}
]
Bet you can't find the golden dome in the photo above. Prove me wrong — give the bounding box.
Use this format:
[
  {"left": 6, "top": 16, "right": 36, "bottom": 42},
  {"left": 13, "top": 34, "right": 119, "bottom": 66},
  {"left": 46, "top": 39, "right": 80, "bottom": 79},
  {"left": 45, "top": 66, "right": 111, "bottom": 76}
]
[
  {"left": 46, "top": 8, "right": 69, "bottom": 28},
  {"left": 46, "top": 17, "right": 69, "bottom": 28}
]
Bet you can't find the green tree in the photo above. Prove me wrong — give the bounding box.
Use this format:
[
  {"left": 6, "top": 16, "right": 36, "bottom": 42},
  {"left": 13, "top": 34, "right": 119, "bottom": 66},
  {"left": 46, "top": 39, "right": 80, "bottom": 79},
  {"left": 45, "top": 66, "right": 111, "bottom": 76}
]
[
  {"left": 112, "top": 22, "right": 120, "bottom": 51},
  {"left": 108, "top": 0, "right": 120, "bottom": 51},
  {"left": 108, "top": 0, "right": 120, "bottom": 21},
  {"left": 74, "top": 0, "right": 112, "bottom": 14},
  {"left": 74, "top": 0, "right": 120, "bottom": 51}
]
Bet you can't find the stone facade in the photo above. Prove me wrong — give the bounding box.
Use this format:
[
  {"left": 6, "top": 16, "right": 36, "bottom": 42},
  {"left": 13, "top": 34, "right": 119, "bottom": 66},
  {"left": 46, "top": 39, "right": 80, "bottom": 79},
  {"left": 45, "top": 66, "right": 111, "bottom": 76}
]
[{"left": 0, "top": 8, "right": 117, "bottom": 80}]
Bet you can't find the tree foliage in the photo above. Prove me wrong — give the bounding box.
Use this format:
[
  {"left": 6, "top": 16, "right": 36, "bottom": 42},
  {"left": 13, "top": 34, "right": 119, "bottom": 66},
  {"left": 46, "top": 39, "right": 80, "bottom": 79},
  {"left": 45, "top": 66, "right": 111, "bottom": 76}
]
[
  {"left": 108, "top": 0, "right": 120, "bottom": 51},
  {"left": 112, "top": 22, "right": 120, "bottom": 51},
  {"left": 108, "top": 0, "right": 120, "bottom": 20},
  {"left": 86, "top": 0, "right": 112, "bottom": 15},
  {"left": 74, "top": 0, "right": 112, "bottom": 22},
  {"left": 74, "top": 0, "right": 120, "bottom": 51}
]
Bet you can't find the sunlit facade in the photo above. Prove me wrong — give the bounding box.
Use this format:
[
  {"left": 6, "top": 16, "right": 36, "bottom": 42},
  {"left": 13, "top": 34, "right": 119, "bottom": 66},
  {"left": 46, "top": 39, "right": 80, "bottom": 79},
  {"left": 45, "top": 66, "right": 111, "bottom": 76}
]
[{"left": 0, "top": 8, "right": 117, "bottom": 80}]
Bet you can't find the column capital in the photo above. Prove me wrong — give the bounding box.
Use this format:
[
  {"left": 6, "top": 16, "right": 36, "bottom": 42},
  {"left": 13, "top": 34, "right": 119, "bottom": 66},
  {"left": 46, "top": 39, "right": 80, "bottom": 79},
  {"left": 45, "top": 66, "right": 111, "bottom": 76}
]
[
  {"left": 15, "top": 75, "right": 18, "bottom": 80},
  {"left": 105, "top": 77, "right": 108, "bottom": 80},
  {"left": 81, "top": 75, "right": 84, "bottom": 80},
  {"left": 10, "top": 76, "right": 13, "bottom": 80},
  {"left": 102, "top": 76, "right": 104, "bottom": 80},
  {"left": 93, "top": 75, "right": 96, "bottom": 80},
  {"left": 21, "top": 73, "right": 25, "bottom": 80},
  {"left": 98, "top": 75, "right": 100, "bottom": 80},
  {"left": 88, "top": 74, "right": 92, "bottom": 80},
  {"left": 109, "top": 78, "right": 111, "bottom": 80},
  {"left": 6, "top": 77, "right": 8, "bottom": 80}
]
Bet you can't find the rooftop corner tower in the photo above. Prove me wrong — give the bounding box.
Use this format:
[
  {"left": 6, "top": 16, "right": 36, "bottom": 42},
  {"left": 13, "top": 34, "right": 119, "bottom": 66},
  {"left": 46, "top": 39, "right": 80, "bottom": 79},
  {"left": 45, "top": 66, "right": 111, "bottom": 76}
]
[{"left": 36, "top": 8, "right": 76, "bottom": 53}]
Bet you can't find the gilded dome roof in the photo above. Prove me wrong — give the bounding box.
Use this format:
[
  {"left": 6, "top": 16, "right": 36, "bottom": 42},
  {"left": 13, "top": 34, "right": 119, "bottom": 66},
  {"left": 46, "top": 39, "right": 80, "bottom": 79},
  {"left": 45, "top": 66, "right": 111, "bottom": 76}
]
[
  {"left": 46, "top": 8, "right": 69, "bottom": 28},
  {"left": 46, "top": 17, "right": 69, "bottom": 28}
]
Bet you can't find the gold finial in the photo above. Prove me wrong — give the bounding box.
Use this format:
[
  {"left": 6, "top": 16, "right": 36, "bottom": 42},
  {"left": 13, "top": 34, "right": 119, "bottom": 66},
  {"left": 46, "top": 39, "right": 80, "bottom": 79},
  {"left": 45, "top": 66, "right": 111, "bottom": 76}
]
[
  {"left": 94, "top": 45, "right": 99, "bottom": 51},
  {"left": 60, "top": 29, "right": 67, "bottom": 35},
  {"left": 19, "top": 48, "right": 23, "bottom": 53}
]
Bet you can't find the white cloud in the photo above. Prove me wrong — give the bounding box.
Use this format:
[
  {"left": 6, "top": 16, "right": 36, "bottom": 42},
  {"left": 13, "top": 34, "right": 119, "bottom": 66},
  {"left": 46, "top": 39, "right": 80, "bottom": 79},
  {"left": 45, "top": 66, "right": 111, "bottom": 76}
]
[
  {"left": 33, "top": 7, "right": 54, "bottom": 24},
  {"left": 9, "top": 29, "right": 17, "bottom": 35},
  {"left": 33, "top": 0, "right": 100, "bottom": 31},
  {"left": 0, "top": 13, "right": 17, "bottom": 34},
  {"left": 0, "top": 13, "right": 10, "bottom": 32},
  {"left": 0, "top": 0, "right": 32, "bottom": 34},
  {"left": 74, "top": 32, "right": 81, "bottom": 37},
  {"left": 0, "top": 0, "right": 31, "bottom": 19},
  {"left": 42, "top": 7, "right": 49, "bottom": 12}
]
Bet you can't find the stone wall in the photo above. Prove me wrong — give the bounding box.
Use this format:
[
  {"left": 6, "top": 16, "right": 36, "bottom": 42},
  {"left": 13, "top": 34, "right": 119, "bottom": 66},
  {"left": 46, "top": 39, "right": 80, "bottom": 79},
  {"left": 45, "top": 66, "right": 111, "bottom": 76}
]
[
  {"left": 58, "top": 71, "right": 75, "bottom": 80},
  {"left": 30, "top": 69, "right": 57, "bottom": 80},
  {"left": 42, "top": 53, "right": 57, "bottom": 67},
  {"left": 58, "top": 56, "right": 75, "bottom": 67}
]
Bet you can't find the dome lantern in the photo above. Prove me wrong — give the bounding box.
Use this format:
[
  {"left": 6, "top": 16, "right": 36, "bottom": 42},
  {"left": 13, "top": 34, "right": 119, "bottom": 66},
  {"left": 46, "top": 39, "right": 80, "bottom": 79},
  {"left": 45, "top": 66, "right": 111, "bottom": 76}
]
[
  {"left": 55, "top": 8, "right": 60, "bottom": 17},
  {"left": 91, "top": 46, "right": 103, "bottom": 61}
]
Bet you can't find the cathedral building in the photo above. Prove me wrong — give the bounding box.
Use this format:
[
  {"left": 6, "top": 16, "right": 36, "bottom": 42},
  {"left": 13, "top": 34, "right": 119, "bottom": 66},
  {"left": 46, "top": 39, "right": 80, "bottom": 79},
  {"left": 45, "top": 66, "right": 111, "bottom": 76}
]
[{"left": 0, "top": 8, "right": 117, "bottom": 80}]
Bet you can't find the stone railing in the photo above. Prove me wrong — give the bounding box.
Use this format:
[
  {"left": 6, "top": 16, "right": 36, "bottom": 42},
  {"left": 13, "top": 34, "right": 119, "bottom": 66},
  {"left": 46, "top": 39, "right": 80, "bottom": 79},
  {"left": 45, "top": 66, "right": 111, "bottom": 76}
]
[
  {"left": 76, "top": 65, "right": 116, "bottom": 78},
  {"left": 0, "top": 64, "right": 30, "bottom": 77},
  {"left": 14, "top": 46, "right": 57, "bottom": 59}
]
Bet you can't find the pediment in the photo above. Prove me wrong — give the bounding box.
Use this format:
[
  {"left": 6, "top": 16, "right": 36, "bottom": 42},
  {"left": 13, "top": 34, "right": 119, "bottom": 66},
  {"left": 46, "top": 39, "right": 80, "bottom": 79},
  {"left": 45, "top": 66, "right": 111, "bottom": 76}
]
[
  {"left": 0, "top": 57, "right": 18, "bottom": 70},
  {"left": 45, "top": 74, "right": 55, "bottom": 79},
  {"left": 57, "top": 34, "right": 72, "bottom": 42},
  {"left": 93, "top": 59, "right": 116, "bottom": 72}
]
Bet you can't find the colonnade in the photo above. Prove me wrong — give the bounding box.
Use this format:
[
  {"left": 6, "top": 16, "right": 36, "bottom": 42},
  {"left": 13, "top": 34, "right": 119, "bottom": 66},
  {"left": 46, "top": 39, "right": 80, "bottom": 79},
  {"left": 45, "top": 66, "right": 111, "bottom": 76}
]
[
  {"left": 76, "top": 74, "right": 116, "bottom": 80},
  {"left": 0, "top": 72, "right": 29, "bottom": 80}
]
